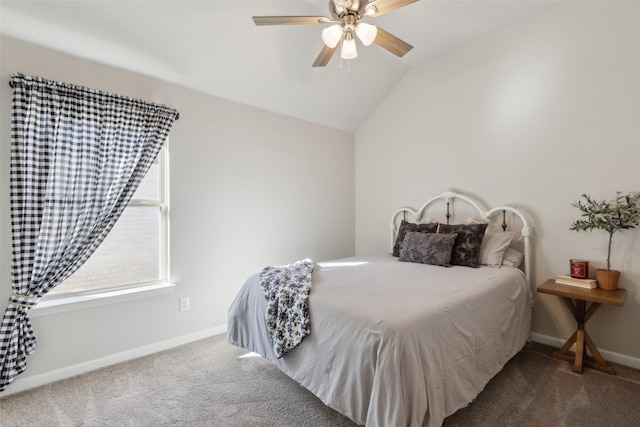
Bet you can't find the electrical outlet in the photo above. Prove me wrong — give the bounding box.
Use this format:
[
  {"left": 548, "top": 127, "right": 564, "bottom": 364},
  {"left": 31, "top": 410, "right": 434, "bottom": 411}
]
[{"left": 179, "top": 297, "right": 190, "bottom": 312}]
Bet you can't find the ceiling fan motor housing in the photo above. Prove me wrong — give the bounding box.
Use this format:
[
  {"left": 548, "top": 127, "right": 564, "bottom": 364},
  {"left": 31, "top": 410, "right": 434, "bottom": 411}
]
[{"left": 330, "top": 0, "right": 368, "bottom": 20}]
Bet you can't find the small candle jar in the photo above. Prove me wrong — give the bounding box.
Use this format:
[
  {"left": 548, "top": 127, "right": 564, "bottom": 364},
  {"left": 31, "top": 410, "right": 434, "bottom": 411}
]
[{"left": 569, "top": 259, "right": 589, "bottom": 279}]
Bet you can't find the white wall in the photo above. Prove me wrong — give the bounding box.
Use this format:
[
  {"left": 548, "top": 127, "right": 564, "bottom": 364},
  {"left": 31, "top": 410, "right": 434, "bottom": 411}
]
[
  {"left": 355, "top": 2, "right": 640, "bottom": 365},
  {"left": 0, "top": 36, "right": 354, "bottom": 394}
]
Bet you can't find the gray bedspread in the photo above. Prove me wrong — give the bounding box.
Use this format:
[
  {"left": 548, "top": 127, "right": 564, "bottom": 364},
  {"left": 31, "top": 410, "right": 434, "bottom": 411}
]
[{"left": 227, "top": 254, "right": 532, "bottom": 427}]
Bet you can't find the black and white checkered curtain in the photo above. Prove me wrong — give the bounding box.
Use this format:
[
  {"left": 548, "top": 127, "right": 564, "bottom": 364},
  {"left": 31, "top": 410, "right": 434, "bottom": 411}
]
[{"left": 0, "top": 74, "right": 179, "bottom": 391}]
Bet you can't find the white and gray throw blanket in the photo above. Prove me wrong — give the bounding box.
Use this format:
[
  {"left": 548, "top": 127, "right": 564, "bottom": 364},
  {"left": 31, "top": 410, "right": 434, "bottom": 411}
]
[{"left": 259, "top": 259, "right": 314, "bottom": 358}]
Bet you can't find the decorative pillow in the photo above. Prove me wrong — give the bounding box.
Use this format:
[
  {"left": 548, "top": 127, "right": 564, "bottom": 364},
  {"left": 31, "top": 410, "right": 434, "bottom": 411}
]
[
  {"left": 392, "top": 220, "right": 438, "bottom": 257},
  {"left": 438, "top": 223, "right": 488, "bottom": 267},
  {"left": 399, "top": 231, "right": 458, "bottom": 267},
  {"left": 479, "top": 232, "right": 514, "bottom": 267},
  {"left": 501, "top": 247, "right": 524, "bottom": 268}
]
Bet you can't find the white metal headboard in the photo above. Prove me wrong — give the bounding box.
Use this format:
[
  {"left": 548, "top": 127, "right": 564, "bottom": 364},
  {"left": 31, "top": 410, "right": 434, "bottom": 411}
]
[{"left": 390, "top": 190, "right": 533, "bottom": 286}]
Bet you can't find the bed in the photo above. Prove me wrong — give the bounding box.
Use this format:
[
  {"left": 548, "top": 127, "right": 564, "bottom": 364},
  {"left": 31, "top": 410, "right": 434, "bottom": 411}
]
[{"left": 227, "top": 190, "right": 533, "bottom": 427}]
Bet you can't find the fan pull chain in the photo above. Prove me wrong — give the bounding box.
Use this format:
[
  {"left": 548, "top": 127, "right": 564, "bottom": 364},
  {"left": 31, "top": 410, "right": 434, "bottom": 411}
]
[{"left": 339, "top": 57, "right": 352, "bottom": 75}]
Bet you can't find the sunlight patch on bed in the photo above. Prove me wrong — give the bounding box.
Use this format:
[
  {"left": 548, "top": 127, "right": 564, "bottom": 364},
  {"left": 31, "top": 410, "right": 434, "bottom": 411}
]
[
  {"left": 239, "top": 352, "right": 262, "bottom": 359},
  {"left": 317, "top": 261, "right": 369, "bottom": 268}
]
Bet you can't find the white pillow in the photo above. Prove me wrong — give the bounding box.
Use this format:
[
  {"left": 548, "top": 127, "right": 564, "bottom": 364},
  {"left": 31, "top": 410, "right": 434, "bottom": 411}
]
[
  {"left": 479, "top": 232, "right": 513, "bottom": 267},
  {"left": 501, "top": 247, "right": 524, "bottom": 268}
]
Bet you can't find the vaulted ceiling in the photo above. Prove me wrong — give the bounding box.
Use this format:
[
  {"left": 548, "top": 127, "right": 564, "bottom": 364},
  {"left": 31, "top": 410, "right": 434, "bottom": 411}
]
[{"left": 0, "top": 1, "right": 557, "bottom": 132}]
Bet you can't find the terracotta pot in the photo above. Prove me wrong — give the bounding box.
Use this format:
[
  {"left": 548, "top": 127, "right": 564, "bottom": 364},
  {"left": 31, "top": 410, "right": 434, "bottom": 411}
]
[{"left": 595, "top": 269, "right": 621, "bottom": 290}]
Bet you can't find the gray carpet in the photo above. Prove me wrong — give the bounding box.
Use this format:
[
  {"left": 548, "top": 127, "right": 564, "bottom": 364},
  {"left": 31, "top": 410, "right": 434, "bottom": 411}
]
[{"left": 1, "top": 334, "right": 639, "bottom": 426}]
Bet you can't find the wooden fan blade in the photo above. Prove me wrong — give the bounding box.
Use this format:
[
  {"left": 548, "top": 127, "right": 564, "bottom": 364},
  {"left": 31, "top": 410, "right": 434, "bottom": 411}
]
[
  {"left": 312, "top": 44, "right": 339, "bottom": 67},
  {"left": 374, "top": 27, "right": 413, "bottom": 57},
  {"left": 366, "top": 0, "right": 419, "bottom": 17},
  {"left": 252, "top": 16, "right": 329, "bottom": 26}
]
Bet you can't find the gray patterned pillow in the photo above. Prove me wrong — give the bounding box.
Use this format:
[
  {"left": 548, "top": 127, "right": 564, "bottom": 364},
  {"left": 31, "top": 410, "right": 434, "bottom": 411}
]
[
  {"left": 438, "top": 223, "right": 488, "bottom": 267},
  {"left": 393, "top": 220, "right": 439, "bottom": 257},
  {"left": 398, "top": 231, "right": 458, "bottom": 267}
]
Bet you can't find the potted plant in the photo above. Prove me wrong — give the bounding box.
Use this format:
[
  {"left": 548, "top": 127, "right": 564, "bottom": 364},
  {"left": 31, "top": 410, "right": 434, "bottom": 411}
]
[{"left": 570, "top": 192, "right": 640, "bottom": 290}]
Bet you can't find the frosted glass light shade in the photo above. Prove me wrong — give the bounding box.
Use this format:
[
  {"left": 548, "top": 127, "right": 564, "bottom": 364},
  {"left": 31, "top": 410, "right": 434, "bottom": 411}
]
[
  {"left": 322, "top": 24, "right": 343, "bottom": 48},
  {"left": 341, "top": 33, "right": 358, "bottom": 59},
  {"left": 355, "top": 22, "right": 377, "bottom": 46}
]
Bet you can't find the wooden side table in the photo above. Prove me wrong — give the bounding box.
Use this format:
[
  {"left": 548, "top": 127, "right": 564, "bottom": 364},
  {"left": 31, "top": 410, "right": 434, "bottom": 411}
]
[{"left": 536, "top": 279, "right": 625, "bottom": 374}]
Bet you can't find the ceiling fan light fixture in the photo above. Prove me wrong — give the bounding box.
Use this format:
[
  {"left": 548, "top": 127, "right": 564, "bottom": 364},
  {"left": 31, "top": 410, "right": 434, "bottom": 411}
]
[
  {"left": 341, "top": 32, "right": 358, "bottom": 59},
  {"left": 355, "top": 22, "right": 377, "bottom": 46},
  {"left": 322, "top": 24, "right": 343, "bottom": 48}
]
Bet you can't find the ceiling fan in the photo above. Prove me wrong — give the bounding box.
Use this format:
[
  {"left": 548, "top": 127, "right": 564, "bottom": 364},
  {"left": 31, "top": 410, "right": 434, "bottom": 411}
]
[{"left": 253, "top": 0, "right": 418, "bottom": 67}]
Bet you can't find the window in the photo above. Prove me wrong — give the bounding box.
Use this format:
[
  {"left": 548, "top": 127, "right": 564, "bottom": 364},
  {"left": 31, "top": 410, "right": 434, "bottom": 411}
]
[{"left": 47, "top": 142, "right": 170, "bottom": 296}]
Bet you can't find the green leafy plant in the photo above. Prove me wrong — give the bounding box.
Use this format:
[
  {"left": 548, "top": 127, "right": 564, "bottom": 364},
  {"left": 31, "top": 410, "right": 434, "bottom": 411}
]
[{"left": 570, "top": 192, "right": 640, "bottom": 270}]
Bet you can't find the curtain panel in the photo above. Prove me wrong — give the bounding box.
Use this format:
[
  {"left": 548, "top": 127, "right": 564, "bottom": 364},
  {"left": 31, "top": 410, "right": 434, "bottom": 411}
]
[{"left": 0, "top": 73, "right": 179, "bottom": 391}]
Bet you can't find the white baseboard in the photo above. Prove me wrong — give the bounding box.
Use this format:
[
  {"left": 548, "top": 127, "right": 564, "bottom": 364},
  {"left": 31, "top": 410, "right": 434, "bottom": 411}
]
[
  {"left": 530, "top": 332, "right": 640, "bottom": 370},
  {"left": 0, "top": 324, "right": 228, "bottom": 397}
]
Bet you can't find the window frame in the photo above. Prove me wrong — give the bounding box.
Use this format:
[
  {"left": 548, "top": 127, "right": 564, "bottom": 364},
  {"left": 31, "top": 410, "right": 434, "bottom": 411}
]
[{"left": 31, "top": 140, "right": 174, "bottom": 317}]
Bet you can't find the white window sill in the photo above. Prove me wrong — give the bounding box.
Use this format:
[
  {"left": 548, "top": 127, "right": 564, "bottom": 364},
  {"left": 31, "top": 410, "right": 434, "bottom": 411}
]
[{"left": 29, "top": 282, "right": 176, "bottom": 318}]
